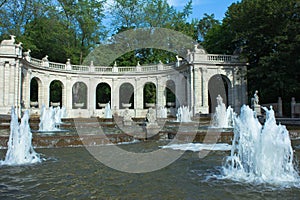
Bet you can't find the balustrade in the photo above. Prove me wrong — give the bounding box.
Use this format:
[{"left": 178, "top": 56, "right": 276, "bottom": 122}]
[{"left": 28, "top": 53, "right": 240, "bottom": 74}]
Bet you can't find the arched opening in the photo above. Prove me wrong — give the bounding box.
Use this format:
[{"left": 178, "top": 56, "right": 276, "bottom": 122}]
[
  {"left": 119, "top": 83, "right": 134, "bottom": 109},
  {"left": 208, "top": 74, "right": 231, "bottom": 113},
  {"left": 166, "top": 80, "right": 176, "bottom": 107},
  {"left": 72, "top": 82, "right": 88, "bottom": 109},
  {"left": 96, "top": 83, "right": 111, "bottom": 109},
  {"left": 49, "top": 80, "right": 63, "bottom": 107},
  {"left": 143, "top": 82, "right": 156, "bottom": 109},
  {"left": 30, "top": 77, "right": 41, "bottom": 108}
]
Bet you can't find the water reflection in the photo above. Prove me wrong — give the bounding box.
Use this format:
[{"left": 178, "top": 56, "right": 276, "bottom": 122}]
[{"left": 0, "top": 140, "right": 300, "bottom": 199}]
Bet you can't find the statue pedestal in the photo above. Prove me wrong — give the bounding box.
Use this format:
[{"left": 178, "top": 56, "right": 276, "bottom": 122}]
[
  {"left": 253, "top": 105, "right": 261, "bottom": 115},
  {"left": 123, "top": 120, "right": 133, "bottom": 126},
  {"left": 145, "top": 123, "right": 160, "bottom": 139}
]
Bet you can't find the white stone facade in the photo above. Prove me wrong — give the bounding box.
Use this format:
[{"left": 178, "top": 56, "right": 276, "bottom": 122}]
[{"left": 0, "top": 38, "right": 247, "bottom": 118}]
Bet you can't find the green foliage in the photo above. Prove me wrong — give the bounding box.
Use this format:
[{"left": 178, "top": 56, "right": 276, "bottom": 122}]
[
  {"left": 197, "top": 14, "right": 220, "bottom": 42},
  {"left": 50, "top": 80, "right": 62, "bottom": 103},
  {"left": 30, "top": 78, "right": 38, "bottom": 102},
  {"left": 0, "top": 0, "right": 106, "bottom": 64},
  {"left": 96, "top": 83, "right": 111, "bottom": 106},
  {"left": 144, "top": 83, "right": 156, "bottom": 104},
  {"left": 83, "top": 28, "right": 197, "bottom": 66},
  {"left": 166, "top": 88, "right": 175, "bottom": 102},
  {"left": 203, "top": 0, "right": 300, "bottom": 106},
  {"left": 106, "top": 0, "right": 198, "bottom": 66}
]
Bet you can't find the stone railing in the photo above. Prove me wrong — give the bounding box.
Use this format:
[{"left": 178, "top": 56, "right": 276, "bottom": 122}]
[
  {"left": 207, "top": 55, "right": 238, "bottom": 62},
  {"left": 27, "top": 58, "right": 178, "bottom": 74},
  {"left": 189, "top": 54, "right": 240, "bottom": 63},
  {"left": 27, "top": 53, "right": 240, "bottom": 74}
]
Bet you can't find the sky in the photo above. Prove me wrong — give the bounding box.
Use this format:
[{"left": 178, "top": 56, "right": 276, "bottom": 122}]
[
  {"left": 167, "top": 0, "right": 239, "bottom": 21},
  {"left": 103, "top": 0, "right": 239, "bottom": 36}
]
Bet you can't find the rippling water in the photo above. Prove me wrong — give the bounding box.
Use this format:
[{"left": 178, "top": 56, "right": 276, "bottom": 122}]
[{"left": 1, "top": 140, "right": 300, "bottom": 199}]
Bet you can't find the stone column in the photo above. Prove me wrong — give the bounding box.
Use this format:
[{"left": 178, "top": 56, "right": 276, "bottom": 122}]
[
  {"left": 111, "top": 78, "right": 119, "bottom": 110},
  {"left": 187, "top": 68, "right": 193, "bottom": 112},
  {"left": 13, "top": 62, "right": 20, "bottom": 109},
  {"left": 16, "top": 62, "right": 22, "bottom": 117},
  {"left": 4, "top": 62, "right": 10, "bottom": 106},
  {"left": 37, "top": 78, "right": 43, "bottom": 109},
  {"left": 23, "top": 69, "right": 31, "bottom": 109},
  {"left": 193, "top": 66, "right": 202, "bottom": 115},
  {"left": 135, "top": 78, "right": 143, "bottom": 116},
  {"left": 43, "top": 78, "right": 50, "bottom": 107},
  {"left": 156, "top": 77, "right": 165, "bottom": 108},
  {"left": 61, "top": 78, "right": 67, "bottom": 108},
  {"left": 175, "top": 76, "right": 182, "bottom": 107},
  {"left": 65, "top": 76, "right": 72, "bottom": 111},
  {"left": 201, "top": 67, "right": 209, "bottom": 113},
  {"left": 88, "top": 77, "right": 95, "bottom": 116}
]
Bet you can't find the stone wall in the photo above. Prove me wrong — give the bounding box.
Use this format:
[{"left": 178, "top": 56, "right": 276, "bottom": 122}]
[{"left": 0, "top": 37, "right": 248, "bottom": 118}]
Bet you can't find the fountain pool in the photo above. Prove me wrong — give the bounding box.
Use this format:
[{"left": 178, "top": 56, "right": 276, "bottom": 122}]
[
  {"left": 1, "top": 104, "right": 300, "bottom": 198},
  {"left": 0, "top": 140, "right": 300, "bottom": 199}
]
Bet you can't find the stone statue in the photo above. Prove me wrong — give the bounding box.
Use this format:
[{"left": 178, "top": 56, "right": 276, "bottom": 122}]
[
  {"left": 122, "top": 108, "right": 133, "bottom": 126},
  {"left": 66, "top": 58, "right": 71, "bottom": 70},
  {"left": 251, "top": 90, "right": 261, "bottom": 115},
  {"left": 0, "top": 35, "right": 15, "bottom": 45},
  {"left": 253, "top": 90, "right": 259, "bottom": 105},
  {"left": 24, "top": 49, "right": 31, "bottom": 62},
  {"left": 146, "top": 107, "right": 156, "bottom": 124},
  {"left": 123, "top": 108, "right": 132, "bottom": 122},
  {"left": 42, "top": 55, "right": 48, "bottom": 62},
  {"left": 194, "top": 44, "right": 206, "bottom": 54},
  {"left": 41, "top": 55, "right": 49, "bottom": 67}
]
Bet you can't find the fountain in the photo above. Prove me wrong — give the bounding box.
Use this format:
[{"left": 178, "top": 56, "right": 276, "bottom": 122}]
[
  {"left": 105, "top": 102, "right": 112, "bottom": 119},
  {"left": 176, "top": 106, "right": 192, "bottom": 122},
  {"left": 222, "top": 105, "right": 299, "bottom": 185},
  {"left": 0, "top": 104, "right": 300, "bottom": 198},
  {"left": 0, "top": 107, "right": 41, "bottom": 165},
  {"left": 54, "top": 106, "right": 66, "bottom": 126},
  {"left": 39, "top": 105, "right": 66, "bottom": 132},
  {"left": 212, "top": 95, "right": 234, "bottom": 128},
  {"left": 157, "top": 106, "right": 167, "bottom": 118}
]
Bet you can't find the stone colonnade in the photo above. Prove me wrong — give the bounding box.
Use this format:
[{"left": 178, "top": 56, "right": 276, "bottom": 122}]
[{"left": 0, "top": 39, "right": 247, "bottom": 118}]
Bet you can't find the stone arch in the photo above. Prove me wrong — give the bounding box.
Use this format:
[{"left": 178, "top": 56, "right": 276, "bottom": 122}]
[
  {"left": 208, "top": 74, "right": 232, "bottom": 113},
  {"left": 96, "top": 82, "right": 111, "bottom": 109},
  {"left": 72, "top": 81, "right": 88, "bottom": 109},
  {"left": 49, "top": 80, "right": 64, "bottom": 107},
  {"left": 143, "top": 82, "right": 156, "bottom": 109},
  {"left": 30, "top": 77, "right": 42, "bottom": 108},
  {"left": 119, "top": 82, "right": 134, "bottom": 109},
  {"left": 165, "top": 80, "right": 176, "bottom": 107}
]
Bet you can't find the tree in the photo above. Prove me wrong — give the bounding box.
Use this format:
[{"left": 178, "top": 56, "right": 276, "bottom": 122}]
[
  {"left": 197, "top": 14, "right": 220, "bottom": 42},
  {"left": 106, "top": 0, "right": 198, "bottom": 66},
  {"left": 57, "top": 0, "right": 106, "bottom": 64},
  {"left": 144, "top": 82, "right": 156, "bottom": 104},
  {"left": 203, "top": 0, "right": 300, "bottom": 110},
  {"left": 0, "top": 0, "right": 51, "bottom": 38},
  {"left": 0, "top": 0, "right": 106, "bottom": 64}
]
